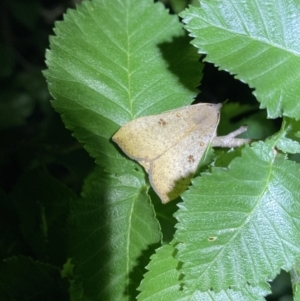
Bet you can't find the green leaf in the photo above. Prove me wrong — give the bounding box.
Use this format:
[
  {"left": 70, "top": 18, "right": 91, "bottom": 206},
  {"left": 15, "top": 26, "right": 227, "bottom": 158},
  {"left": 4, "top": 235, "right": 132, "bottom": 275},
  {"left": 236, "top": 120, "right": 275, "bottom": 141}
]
[
  {"left": 175, "top": 142, "right": 300, "bottom": 292},
  {"left": 272, "top": 117, "right": 300, "bottom": 154},
  {"left": 181, "top": 0, "right": 300, "bottom": 119},
  {"left": 44, "top": 0, "right": 202, "bottom": 172},
  {"left": 137, "top": 243, "right": 270, "bottom": 300},
  {"left": 291, "top": 264, "right": 300, "bottom": 301},
  {"left": 69, "top": 166, "right": 161, "bottom": 301},
  {"left": 44, "top": 0, "right": 203, "bottom": 299},
  {"left": 137, "top": 244, "right": 183, "bottom": 301},
  {"left": 150, "top": 194, "right": 180, "bottom": 243}
]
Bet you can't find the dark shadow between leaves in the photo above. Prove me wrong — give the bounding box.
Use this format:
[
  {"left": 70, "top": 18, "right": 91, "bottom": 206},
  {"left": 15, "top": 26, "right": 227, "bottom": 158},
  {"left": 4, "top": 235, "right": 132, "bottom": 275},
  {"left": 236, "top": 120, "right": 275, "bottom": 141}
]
[{"left": 157, "top": 33, "right": 204, "bottom": 95}]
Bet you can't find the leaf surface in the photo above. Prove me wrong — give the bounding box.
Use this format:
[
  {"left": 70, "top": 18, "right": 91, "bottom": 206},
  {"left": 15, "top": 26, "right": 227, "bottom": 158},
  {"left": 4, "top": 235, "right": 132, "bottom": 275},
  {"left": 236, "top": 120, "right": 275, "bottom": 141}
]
[
  {"left": 70, "top": 166, "right": 161, "bottom": 301},
  {"left": 45, "top": 0, "right": 202, "bottom": 172},
  {"left": 137, "top": 243, "right": 270, "bottom": 300},
  {"left": 175, "top": 142, "right": 300, "bottom": 291},
  {"left": 181, "top": 0, "right": 300, "bottom": 119},
  {"left": 272, "top": 117, "right": 300, "bottom": 154}
]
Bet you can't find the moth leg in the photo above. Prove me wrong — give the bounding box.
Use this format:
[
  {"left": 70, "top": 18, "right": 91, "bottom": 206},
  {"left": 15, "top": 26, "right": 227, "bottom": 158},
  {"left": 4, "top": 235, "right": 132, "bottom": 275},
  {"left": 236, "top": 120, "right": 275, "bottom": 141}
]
[{"left": 212, "top": 125, "right": 251, "bottom": 148}]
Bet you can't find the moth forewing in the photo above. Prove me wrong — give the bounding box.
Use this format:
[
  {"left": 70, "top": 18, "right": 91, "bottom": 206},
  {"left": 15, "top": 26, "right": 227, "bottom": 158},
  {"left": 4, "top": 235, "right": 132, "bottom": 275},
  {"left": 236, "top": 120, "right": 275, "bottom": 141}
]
[{"left": 112, "top": 103, "right": 222, "bottom": 203}]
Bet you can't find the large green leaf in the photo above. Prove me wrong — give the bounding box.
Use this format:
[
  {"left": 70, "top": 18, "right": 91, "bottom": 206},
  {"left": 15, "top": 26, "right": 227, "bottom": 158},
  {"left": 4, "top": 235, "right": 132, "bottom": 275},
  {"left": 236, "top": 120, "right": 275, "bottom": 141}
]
[
  {"left": 44, "top": 0, "right": 202, "bottom": 172},
  {"left": 175, "top": 142, "right": 300, "bottom": 292},
  {"left": 137, "top": 243, "right": 270, "bottom": 300},
  {"left": 44, "top": 0, "right": 203, "bottom": 299},
  {"left": 181, "top": 0, "right": 300, "bottom": 119},
  {"left": 69, "top": 166, "right": 161, "bottom": 301}
]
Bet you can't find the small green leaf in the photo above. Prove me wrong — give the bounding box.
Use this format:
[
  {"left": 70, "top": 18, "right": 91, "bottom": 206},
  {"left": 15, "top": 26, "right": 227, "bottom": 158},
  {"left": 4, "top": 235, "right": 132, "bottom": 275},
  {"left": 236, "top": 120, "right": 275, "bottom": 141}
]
[
  {"left": 181, "top": 0, "right": 300, "bottom": 119},
  {"left": 175, "top": 142, "right": 300, "bottom": 292},
  {"left": 137, "top": 244, "right": 183, "bottom": 301},
  {"left": 272, "top": 117, "right": 300, "bottom": 154}
]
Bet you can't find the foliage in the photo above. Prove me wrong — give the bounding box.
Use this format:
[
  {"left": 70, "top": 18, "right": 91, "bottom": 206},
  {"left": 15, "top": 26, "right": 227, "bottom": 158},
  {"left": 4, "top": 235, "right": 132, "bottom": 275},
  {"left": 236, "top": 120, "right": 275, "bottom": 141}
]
[{"left": 1, "top": 0, "right": 299, "bottom": 300}]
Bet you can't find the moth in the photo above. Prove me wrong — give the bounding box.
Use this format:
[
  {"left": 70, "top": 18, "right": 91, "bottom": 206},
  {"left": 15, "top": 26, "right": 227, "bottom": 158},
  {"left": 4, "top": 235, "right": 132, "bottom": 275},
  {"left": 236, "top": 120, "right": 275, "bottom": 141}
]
[{"left": 112, "top": 103, "right": 250, "bottom": 203}]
